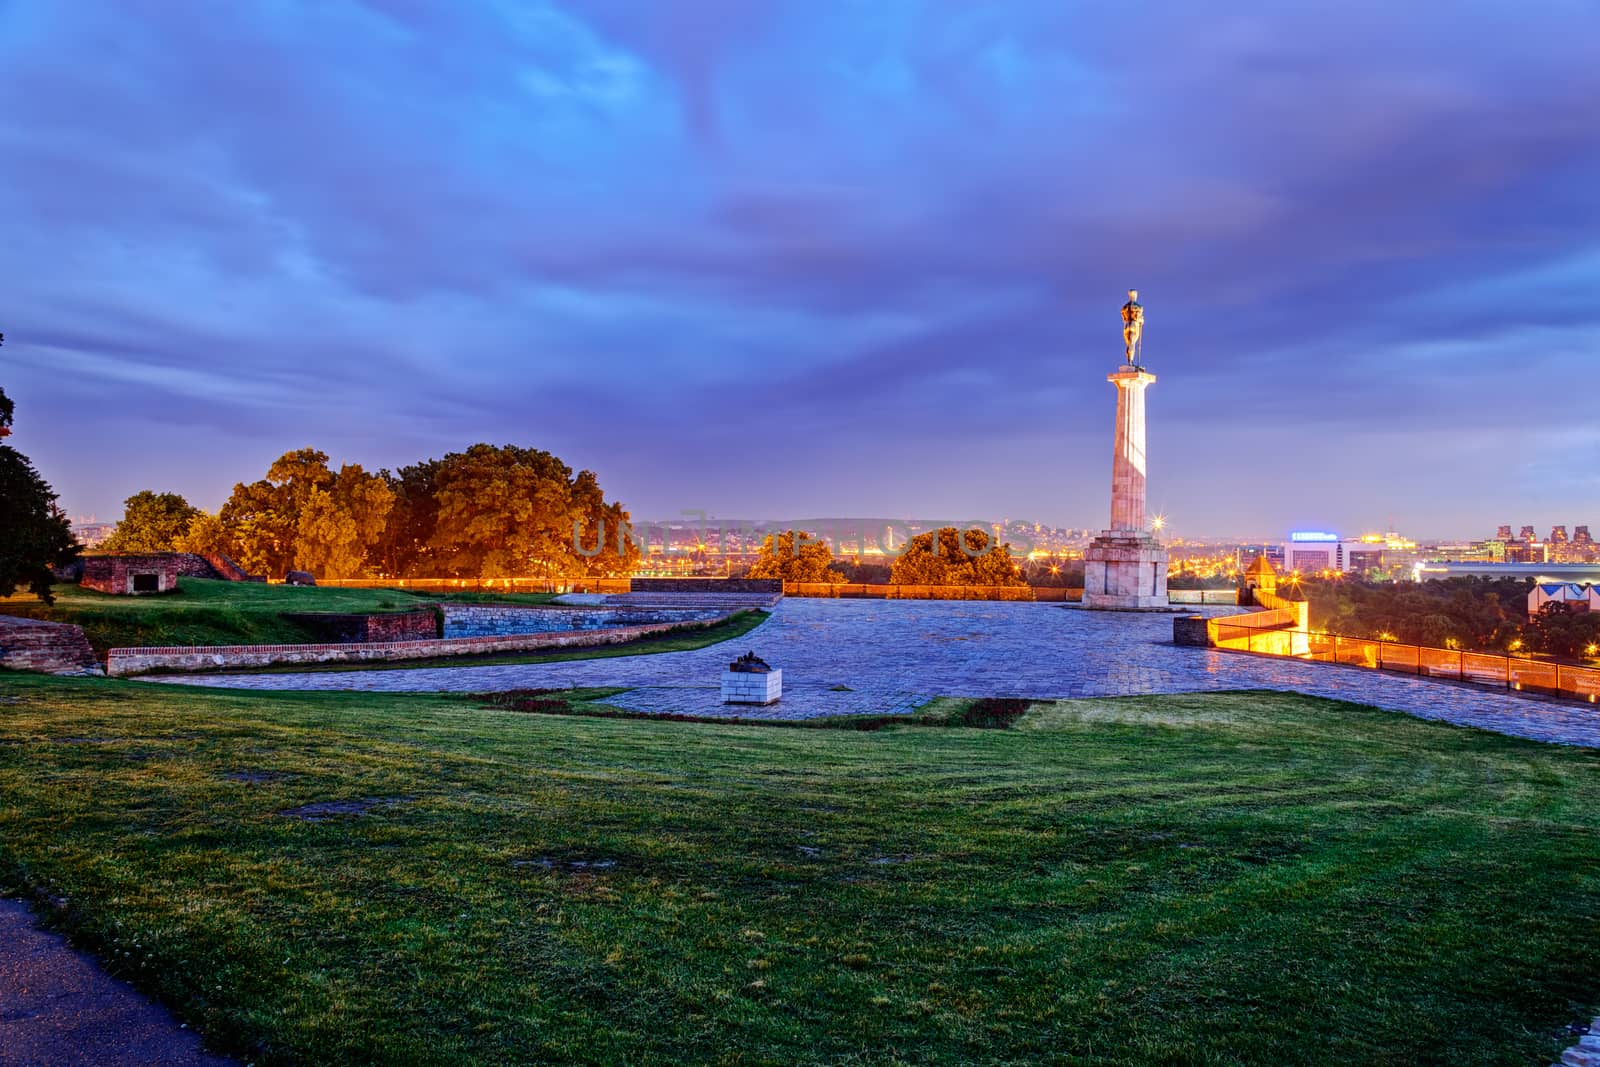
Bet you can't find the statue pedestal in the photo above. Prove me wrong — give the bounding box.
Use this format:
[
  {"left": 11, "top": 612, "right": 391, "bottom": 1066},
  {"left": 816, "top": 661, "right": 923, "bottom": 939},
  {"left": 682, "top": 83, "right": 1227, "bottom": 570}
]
[{"left": 1082, "top": 531, "right": 1170, "bottom": 610}]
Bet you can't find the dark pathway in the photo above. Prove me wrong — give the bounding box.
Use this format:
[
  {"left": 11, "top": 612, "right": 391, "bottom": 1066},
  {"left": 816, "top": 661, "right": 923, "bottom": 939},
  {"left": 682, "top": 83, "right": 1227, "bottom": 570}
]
[{"left": 0, "top": 900, "right": 235, "bottom": 1067}]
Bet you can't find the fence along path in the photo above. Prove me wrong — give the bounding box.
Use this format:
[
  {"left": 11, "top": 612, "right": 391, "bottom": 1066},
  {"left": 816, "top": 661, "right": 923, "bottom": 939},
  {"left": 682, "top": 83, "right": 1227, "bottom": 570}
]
[{"left": 1209, "top": 604, "right": 1600, "bottom": 705}]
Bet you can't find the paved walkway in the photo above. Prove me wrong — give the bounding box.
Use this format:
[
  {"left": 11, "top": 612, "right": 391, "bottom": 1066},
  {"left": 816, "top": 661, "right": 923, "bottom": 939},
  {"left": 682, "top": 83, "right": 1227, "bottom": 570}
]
[
  {"left": 152, "top": 599, "right": 1600, "bottom": 747},
  {"left": 0, "top": 900, "right": 235, "bottom": 1067}
]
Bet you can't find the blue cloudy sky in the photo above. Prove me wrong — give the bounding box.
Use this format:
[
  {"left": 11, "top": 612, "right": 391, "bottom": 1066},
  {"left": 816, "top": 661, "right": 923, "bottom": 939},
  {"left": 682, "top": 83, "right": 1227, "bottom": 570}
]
[{"left": 2, "top": 0, "right": 1596, "bottom": 539}]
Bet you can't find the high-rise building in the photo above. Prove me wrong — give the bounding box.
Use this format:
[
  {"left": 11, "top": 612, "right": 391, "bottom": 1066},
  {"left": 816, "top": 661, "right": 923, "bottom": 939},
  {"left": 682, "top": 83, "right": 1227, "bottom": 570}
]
[
  {"left": 1519, "top": 525, "right": 1537, "bottom": 542},
  {"left": 1495, "top": 524, "right": 1514, "bottom": 541},
  {"left": 1575, "top": 526, "right": 1594, "bottom": 546},
  {"left": 1551, "top": 525, "right": 1569, "bottom": 544}
]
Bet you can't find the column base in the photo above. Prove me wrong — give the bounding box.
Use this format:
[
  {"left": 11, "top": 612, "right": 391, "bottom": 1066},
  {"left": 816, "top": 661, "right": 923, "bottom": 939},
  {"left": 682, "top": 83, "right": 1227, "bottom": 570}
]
[{"left": 1082, "top": 531, "right": 1172, "bottom": 611}]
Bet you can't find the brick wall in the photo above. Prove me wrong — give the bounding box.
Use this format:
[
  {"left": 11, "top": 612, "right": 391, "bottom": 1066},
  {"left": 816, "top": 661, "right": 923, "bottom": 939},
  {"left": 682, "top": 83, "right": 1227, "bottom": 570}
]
[
  {"left": 281, "top": 609, "right": 441, "bottom": 643},
  {"left": 105, "top": 611, "right": 736, "bottom": 676},
  {"left": 0, "top": 617, "right": 102, "bottom": 674},
  {"left": 81, "top": 554, "right": 182, "bottom": 595}
]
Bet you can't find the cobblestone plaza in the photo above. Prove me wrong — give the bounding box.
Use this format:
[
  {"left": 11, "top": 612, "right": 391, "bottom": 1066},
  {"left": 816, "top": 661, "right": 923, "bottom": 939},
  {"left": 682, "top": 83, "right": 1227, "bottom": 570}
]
[{"left": 153, "top": 599, "right": 1600, "bottom": 747}]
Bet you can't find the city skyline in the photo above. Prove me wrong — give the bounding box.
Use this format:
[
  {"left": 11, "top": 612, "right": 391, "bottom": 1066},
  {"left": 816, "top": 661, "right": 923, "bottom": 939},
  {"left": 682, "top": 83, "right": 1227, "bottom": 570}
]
[{"left": 3, "top": 2, "right": 1596, "bottom": 531}]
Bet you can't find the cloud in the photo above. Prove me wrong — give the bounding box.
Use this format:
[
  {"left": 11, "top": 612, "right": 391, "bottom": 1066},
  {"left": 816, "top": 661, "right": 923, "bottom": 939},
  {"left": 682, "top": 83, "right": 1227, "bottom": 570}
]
[{"left": 1, "top": 0, "right": 1596, "bottom": 535}]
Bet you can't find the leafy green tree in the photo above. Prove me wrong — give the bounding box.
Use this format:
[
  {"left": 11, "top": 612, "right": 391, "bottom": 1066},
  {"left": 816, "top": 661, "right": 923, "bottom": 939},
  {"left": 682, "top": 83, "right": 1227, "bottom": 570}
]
[
  {"left": 570, "top": 469, "right": 641, "bottom": 578},
  {"left": 293, "top": 468, "right": 394, "bottom": 579},
  {"left": 101, "top": 490, "right": 200, "bottom": 552},
  {"left": 218, "top": 477, "right": 295, "bottom": 578},
  {"left": 749, "top": 530, "right": 843, "bottom": 583},
  {"left": 173, "top": 511, "right": 232, "bottom": 556},
  {"left": 1527, "top": 602, "right": 1600, "bottom": 660},
  {"left": 429, "top": 444, "right": 582, "bottom": 577},
  {"left": 217, "top": 449, "right": 392, "bottom": 578},
  {"left": 375, "top": 459, "right": 442, "bottom": 578},
  {"left": 890, "top": 527, "right": 1025, "bottom": 587},
  {"left": 1304, "top": 577, "right": 1527, "bottom": 649},
  {"left": 0, "top": 419, "right": 79, "bottom": 604}
]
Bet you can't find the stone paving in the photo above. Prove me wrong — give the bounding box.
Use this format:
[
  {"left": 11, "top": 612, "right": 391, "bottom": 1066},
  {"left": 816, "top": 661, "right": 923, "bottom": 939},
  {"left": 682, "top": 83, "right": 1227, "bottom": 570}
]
[{"left": 150, "top": 599, "right": 1600, "bottom": 747}]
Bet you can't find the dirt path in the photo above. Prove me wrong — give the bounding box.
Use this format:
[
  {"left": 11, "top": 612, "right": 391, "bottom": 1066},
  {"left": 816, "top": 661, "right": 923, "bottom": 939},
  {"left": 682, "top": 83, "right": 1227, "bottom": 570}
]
[{"left": 0, "top": 900, "right": 236, "bottom": 1067}]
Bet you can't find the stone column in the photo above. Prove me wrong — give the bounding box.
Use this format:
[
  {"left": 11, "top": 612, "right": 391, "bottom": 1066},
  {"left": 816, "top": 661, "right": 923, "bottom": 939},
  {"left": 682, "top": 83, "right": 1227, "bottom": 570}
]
[
  {"left": 1082, "top": 364, "right": 1170, "bottom": 611},
  {"left": 1107, "top": 367, "right": 1155, "bottom": 532}
]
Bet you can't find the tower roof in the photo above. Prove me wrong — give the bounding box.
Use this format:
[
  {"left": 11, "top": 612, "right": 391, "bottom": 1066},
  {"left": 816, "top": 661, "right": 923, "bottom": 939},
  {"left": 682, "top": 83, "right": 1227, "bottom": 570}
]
[{"left": 1245, "top": 554, "right": 1276, "bottom": 579}]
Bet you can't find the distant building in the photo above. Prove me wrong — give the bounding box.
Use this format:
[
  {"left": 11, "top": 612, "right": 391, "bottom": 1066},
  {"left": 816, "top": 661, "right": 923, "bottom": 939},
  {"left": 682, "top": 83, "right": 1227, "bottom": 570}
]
[
  {"left": 1529, "top": 582, "right": 1600, "bottom": 618},
  {"left": 1495, "top": 524, "right": 1514, "bottom": 541},
  {"left": 1551, "top": 525, "right": 1569, "bottom": 544},
  {"left": 1577, "top": 526, "right": 1594, "bottom": 546},
  {"left": 1504, "top": 541, "right": 1549, "bottom": 564},
  {"left": 1281, "top": 531, "right": 1417, "bottom": 577},
  {"left": 71, "top": 521, "right": 117, "bottom": 549},
  {"left": 1520, "top": 525, "right": 1537, "bottom": 542}
]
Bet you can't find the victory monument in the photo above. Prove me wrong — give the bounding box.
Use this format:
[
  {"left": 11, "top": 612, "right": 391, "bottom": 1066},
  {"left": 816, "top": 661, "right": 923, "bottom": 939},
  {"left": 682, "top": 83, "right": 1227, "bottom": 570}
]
[{"left": 1082, "top": 289, "right": 1171, "bottom": 610}]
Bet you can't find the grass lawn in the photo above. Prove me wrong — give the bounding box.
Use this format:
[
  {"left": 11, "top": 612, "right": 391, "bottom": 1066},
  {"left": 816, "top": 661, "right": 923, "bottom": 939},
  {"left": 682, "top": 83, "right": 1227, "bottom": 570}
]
[
  {"left": 0, "top": 675, "right": 1597, "bottom": 1065},
  {"left": 0, "top": 580, "right": 560, "bottom": 653}
]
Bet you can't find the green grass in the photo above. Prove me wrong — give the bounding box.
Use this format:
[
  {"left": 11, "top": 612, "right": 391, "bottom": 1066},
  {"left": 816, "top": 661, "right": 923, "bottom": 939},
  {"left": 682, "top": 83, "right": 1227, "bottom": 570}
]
[
  {"left": 0, "top": 676, "right": 1597, "bottom": 1065},
  {"left": 0, "top": 580, "right": 558, "bottom": 653}
]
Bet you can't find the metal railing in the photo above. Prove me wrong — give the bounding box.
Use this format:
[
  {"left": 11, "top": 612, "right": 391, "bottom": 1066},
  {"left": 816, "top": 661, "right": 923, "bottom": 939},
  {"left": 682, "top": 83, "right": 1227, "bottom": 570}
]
[{"left": 1210, "top": 621, "right": 1600, "bottom": 704}]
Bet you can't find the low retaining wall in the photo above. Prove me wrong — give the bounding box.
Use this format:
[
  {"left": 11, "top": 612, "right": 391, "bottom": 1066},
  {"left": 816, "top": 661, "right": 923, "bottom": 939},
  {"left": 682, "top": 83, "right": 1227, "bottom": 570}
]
[
  {"left": 440, "top": 604, "right": 721, "bottom": 638},
  {"left": 313, "top": 578, "right": 634, "bottom": 595},
  {"left": 1168, "top": 589, "right": 1240, "bottom": 605},
  {"left": 106, "top": 612, "right": 737, "bottom": 676},
  {"left": 632, "top": 578, "right": 782, "bottom": 594},
  {"left": 0, "top": 617, "right": 102, "bottom": 675},
  {"left": 784, "top": 582, "right": 1037, "bottom": 601}
]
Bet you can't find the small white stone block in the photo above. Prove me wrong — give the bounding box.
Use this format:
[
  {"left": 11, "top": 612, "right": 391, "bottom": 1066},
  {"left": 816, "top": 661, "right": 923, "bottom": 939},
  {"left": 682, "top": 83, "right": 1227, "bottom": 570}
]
[{"left": 722, "top": 668, "right": 782, "bottom": 705}]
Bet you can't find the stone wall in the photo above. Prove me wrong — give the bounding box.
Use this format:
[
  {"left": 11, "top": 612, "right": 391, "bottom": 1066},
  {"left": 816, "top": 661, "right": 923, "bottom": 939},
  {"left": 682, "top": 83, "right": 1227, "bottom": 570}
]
[
  {"left": 281, "top": 609, "right": 440, "bottom": 643},
  {"left": 440, "top": 604, "right": 720, "bottom": 639},
  {"left": 81, "top": 554, "right": 181, "bottom": 595},
  {"left": 180, "top": 552, "right": 264, "bottom": 582},
  {"left": 105, "top": 612, "right": 735, "bottom": 676},
  {"left": 631, "top": 578, "right": 782, "bottom": 594},
  {"left": 1168, "top": 589, "right": 1240, "bottom": 605},
  {"left": 784, "top": 582, "right": 1036, "bottom": 601},
  {"left": 0, "top": 617, "right": 102, "bottom": 675},
  {"left": 1172, "top": 615, "right": 1211, "bottom": 647}
]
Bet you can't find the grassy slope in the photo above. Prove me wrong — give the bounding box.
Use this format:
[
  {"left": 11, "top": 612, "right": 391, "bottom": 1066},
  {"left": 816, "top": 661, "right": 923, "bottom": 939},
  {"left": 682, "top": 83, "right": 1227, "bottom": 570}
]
[
  {"left": 0, "top": 677, "right": 1596, "bottom": 1065},
  {"left": 0, "top": 580, "right": 559, "bottom": 653}
]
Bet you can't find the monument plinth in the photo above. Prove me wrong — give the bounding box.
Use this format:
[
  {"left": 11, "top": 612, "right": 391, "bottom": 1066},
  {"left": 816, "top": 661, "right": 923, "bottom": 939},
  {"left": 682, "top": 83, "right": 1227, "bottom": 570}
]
[{"left": 1082, "top": 291, "right": 1170, "bottom": 611}]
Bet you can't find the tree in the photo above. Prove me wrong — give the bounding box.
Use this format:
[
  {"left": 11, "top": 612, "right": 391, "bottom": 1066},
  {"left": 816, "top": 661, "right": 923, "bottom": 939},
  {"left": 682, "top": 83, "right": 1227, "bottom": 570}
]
[
  {"left": 0, "top": 431, "right": 79, "bottom": 605},
  {"left": 218, "top": 477, "right": 296, "bottom": 578},
  {"left": 374, "top": 459, "right": 442, "bottom": 578},
  {"left": 749, "top": 530, "right": 844, "bottom": 583},
  {"left": 0, "top": 333, "right": 11, "bottom": 436},
  {"left": 293, "top": 467, "right": 394, "bottom": 579},
  {"left": 1527, "top": 602, "right": 1600, "bottom": 660},
  {"left": 570, "top": 469, "right": 641, "bottom": 578},
  {"left": 428, "top": 444, "right": 583, "bottom": 578},
  {"left": 101, "top": 490, "right": 200, "bottom": 552},
  {"left": 890, "top": 527, "right": 1025, "bottom": 587},
  {"left": 173, "top": 511, "right": 232, "bottom": 556},
  {"left": 217, "top": 448, "right": 335, "bottom": 578},
  {"left": 216, "top": 449, "right": 392, "bottom": 579}
]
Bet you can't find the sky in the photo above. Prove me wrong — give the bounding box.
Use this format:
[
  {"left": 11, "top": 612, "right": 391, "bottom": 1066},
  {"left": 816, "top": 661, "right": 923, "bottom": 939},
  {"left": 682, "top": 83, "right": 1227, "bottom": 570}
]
[{"left": 2, "top": 0, "right": 1597, "bottom": 541}]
